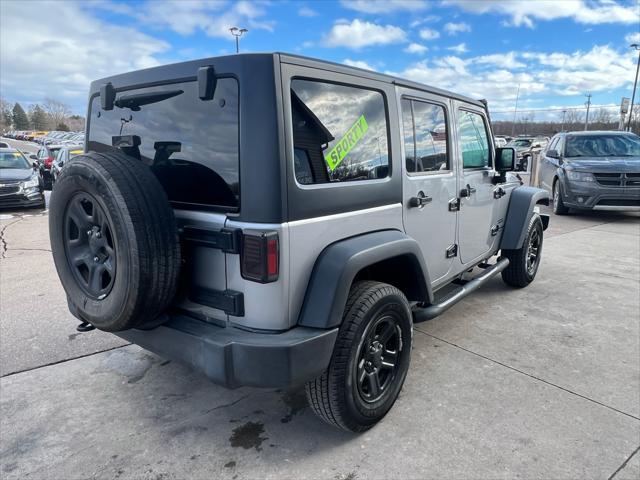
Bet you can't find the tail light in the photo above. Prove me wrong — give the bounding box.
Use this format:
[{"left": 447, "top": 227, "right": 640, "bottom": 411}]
[
  {"left": 241, "top": 230, "right": 279, "bottom": 283},
  {"left": 44, "top": 156, "right": 53, "bottom": 168}
]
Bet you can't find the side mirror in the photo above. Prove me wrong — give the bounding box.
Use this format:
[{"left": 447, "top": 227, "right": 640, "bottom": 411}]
[
  {"left": 532, "top": 143, "right": 541, "bottom": 148},
  {"left": 547, "top": 149, "right": 559, "bottom": 159},
  {"left": 32, "top": 161, "right": 38, "bottom": 169},
  {"left": 30, "top": 154, "right": 37, "bottom": 160},
  {"left": 495, "top": 147, "right": 516, "bottom": 172}
]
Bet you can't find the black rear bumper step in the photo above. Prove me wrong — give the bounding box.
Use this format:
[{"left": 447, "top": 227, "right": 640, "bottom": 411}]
[
  {"left": 116, "top": 315, "right": 338, "bottom": 388},
  {"left": 413, "top": 258, "right": 510, "bottom": 321}
]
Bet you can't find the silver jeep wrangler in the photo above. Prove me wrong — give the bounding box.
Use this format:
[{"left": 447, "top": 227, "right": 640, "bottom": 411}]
[{"left": 49, "top": 53, "right": 550, "bottom": 432}]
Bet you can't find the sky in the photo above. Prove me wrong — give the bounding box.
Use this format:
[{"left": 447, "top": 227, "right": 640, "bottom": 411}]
[{"left": 1, "top": 0, "right": 639, "bottom": 122}]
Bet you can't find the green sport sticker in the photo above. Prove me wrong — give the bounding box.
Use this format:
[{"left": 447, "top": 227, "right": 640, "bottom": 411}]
[{"left": 324, "top": 114, "right": 368, "bottom": 171}]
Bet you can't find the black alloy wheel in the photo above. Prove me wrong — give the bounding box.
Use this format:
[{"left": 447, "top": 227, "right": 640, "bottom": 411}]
[
  {"left": 355, "top": 315, "right": 403, "bottom": 403},
  {"left": 63, "top": 193, "right": 116, "bottom": 300}
]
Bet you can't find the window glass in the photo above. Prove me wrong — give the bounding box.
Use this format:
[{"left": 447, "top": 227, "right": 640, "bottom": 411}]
[
  {"left": 403, "top": 99, "right": 448, "bottom": 173},
  {"left": 547, "top": 137, "right": 558, "bottom": 153},
  {"left": 401, "top": 99, "right": 415, "bottom": 172},
  {"left": 458, "top": 111, "right": 490, "bottom": 168},
  {"left": 88, "top": 78, "right": 239, "bottom": 208},
  {"left": 291, "top": 79, "right": 389, "bottom": 184}
]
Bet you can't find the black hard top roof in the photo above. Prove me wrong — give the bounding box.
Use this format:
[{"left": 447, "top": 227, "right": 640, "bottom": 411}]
[{"left": 90, "top": 52, "right": 485, "bottom": 108}]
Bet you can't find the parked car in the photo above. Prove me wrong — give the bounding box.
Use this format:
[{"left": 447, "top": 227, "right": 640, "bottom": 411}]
[
  {"left": 507, "top": 136, "right": 549, "bottom": 172},
  {"left": 48, "top": 53, "right": 549, "bottom": 432},
  {"left": 494, "top": 137, "right": 508, "bottom": 147},
  {"left": 539, "top": 130, "right": 640, "bottom": 214},
  {"left": 31, "top": 143, "right": 65, "bottom": 190},
  {"left": 0, "top": 141, "right": 9, "bottom": 148},
  {"left": 0, "top": 148, "right": 45, "bottom": 209},
  {"left": 51, "top": 145, "right": 83, "bottom": 185}
]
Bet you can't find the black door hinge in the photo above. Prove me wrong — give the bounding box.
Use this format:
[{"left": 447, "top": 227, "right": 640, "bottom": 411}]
[
  {"left": 190, "top": 287, "right": 245, "bottom": 317},
  {"left": 448, "top": 198, "right": 460, "bottom": 211},
  {"left": 181, "top": 226, "right": 241, "bottom": 254},
  {"left": 446, "top": 244, "right": 458, "bottom": 258}
]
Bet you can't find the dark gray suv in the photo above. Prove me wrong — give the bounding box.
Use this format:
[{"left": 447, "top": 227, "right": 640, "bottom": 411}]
[{"left": 539, "top": 131, "right": 640, "bottom": 214}]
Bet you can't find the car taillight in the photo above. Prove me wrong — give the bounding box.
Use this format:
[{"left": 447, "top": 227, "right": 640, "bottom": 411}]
[
  {"left": 241, "top": 230, "right": 279, "bottom": 283},
  {"left": 44, "top": 156, "right": 53, "bottom": 168}
]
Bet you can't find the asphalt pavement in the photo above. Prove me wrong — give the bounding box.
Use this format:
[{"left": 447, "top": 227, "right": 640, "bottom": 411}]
[{"left": 0, "top": 137, "right": 639, "bottom": 479}]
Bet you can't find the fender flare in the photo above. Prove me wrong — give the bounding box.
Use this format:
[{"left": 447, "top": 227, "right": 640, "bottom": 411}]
[
  {"left": 500, "top": 186, "right": 550, "bottom": 250},
  {"left": 297, "top": 230, "right": 432, "bottom": 329}
]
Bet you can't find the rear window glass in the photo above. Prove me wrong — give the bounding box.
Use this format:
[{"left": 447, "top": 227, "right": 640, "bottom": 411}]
[
  {"left": 290, "top": 79, "right": 389, "bottom": 184},
  {"left": 88, "top": 78, "right": 239, "bottom": 209}
]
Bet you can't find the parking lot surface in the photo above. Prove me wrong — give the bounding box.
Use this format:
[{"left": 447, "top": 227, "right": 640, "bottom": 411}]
[{"left": 1, "top": 137, "right": 639, "bottom": 479}]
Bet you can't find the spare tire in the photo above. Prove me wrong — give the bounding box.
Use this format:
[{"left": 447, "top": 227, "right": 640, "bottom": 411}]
[{"left": 49, "top": 150, "right": 181, "bottom": 331}]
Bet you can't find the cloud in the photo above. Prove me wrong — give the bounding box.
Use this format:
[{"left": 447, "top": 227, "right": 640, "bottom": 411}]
[
  {"left": 419, "top": 28, "right": 440, "bottom": 40},
  {"left": 0, "top": 0, "right": 169, "bottom": 112},
  {"left": 444, "top": 0, "right": 640, "bottom": 28},
  {"left": 341, "top": 0, "right": 428, "bottom": 13},
  {"left": 405, "top": 43, "right": 429, "bottom": 54},
  {"left": 447, "top": 43, "right": 468, "bottom": 54},
  {"left": 410, "top": 15, "right": 441, "bottom": 28},
  {"left": 444, "top": 22, "right": 471, "bottom": 35},
  {"left": 626, "top": 32, "right": 640, "bottom": 44},
  {"left": 395, "top": 44, "right": 635, "bottom": 112},
  {"left": 298, "top": 6, "right": 318, "bottom": 17},
  {"left": 324, "top": 19, "right": 407, "bottom": 49},
  {"left": 343, "top": 59, "right": 376, "bottom": 71},
  {"left": 141, "top": 0, "right": 274, "bottom": 38}
]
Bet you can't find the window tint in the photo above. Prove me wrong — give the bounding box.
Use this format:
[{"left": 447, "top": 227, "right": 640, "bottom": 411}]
[
  {"left": 458, "top": 111, "right": 490, "bottom": 168},
  {"left": 88, "top": 78, "right": 239, "bottom": 209},
  {"left": 402, "top": 98, "right": 449, "bottom": 173},
  {"left": 290, "top": 79, "right": 389, "bottom": 184}
]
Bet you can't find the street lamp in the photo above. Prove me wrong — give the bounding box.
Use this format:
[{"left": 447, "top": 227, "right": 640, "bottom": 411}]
[
  {"left": 229, "top": 27, "right": 248, "bottom": 54},
  {"left": 627, "top": 43, "right": 640, "bottom": 132}
]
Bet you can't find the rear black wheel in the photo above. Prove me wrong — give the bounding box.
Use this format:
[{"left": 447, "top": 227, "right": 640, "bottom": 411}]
[
  {"left": 305, "top": 281, "right": 413, "bottom": 432},
  {"left": 501, "top": 213, "right": 544, "bottom": 288}
]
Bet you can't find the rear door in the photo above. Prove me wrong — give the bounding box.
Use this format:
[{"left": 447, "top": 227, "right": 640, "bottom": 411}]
[
  {"left": 454, "top": 104, "right": 496, "bottom": 264},
  {"left": 399, "top": 89, "right": 457, "bottom": 285}
]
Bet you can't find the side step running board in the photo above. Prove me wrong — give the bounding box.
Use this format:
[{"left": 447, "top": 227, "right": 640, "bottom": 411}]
[{"left": 413, "top": 257, "right": 510, "bottom": 322}]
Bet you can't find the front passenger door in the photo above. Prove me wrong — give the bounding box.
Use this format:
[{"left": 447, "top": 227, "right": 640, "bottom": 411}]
[{"left": 456, "top": 107, "right": 496, "bottom": 264}]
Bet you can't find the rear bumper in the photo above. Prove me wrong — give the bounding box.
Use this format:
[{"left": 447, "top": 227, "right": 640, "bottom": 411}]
[{"left": 116, "top": 315, "right": 338, "bottom": 389}]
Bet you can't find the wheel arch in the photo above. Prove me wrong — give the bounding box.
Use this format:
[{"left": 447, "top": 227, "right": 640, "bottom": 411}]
[
  {"left": 297, "top": 230, "right": 432, "bottom": 329},
  {"left": 500, "top": 186, "right": 550, "bottom": 250}
]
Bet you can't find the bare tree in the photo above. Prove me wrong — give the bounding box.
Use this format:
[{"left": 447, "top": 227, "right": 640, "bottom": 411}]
[
  {"left": 564, "top": 108, "right": 584, "bottom": 125},
  {"left": 43, "top": 98, "right": 71, "bottom": 130},
  {"left": 591, "top": 107, "right": 612, "bottom": 124},
  {"left": 0, "top": 97, "right": 12, "bottom": 132}
]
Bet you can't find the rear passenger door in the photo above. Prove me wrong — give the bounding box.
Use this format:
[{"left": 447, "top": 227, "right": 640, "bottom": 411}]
[
  {"left": 455, "top": 105, "right": 496, "bottom": 264},
  {"left": 399, "top": 90, "right": 457, "bottom": 286}
]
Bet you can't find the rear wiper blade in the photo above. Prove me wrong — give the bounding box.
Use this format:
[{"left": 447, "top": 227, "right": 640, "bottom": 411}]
[{"left": 114, "top": 89, "right": 184, "bottom": 111}]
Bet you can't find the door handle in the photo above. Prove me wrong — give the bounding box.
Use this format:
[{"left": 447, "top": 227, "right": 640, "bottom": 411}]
[
  {"left": 409, "top": 191, "right": 432, "bottom": 208},
  {"left": 493, "top": 187, "right": 506, "bottom": 199},
  {"left": 460, "top": 184, "right": 476, "bottom": 198}
]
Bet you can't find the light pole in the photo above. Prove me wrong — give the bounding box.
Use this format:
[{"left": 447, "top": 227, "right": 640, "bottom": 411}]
[
  {"left": 561, "top": 109, "right": 566, "bottom": 132},
  {"left": 229, "top": 27, "right": 248, "bottom": 54},
  {"left": 584, "top": 93, "right": 592, "bottom": 131},
  {"left": 627, "top": 43, "right": 640, "bottom": 132},
  {"left": 511, "top": 83, "right": 520, "bottom": 137}
]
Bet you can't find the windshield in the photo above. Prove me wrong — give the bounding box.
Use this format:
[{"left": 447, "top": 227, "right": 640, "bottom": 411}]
[
  {"left": 0, "top": 151, "right": 30, "bottom": 169},
  {"left": 510, "top": 139, "right": 531, "bottom": 147},
  {"left": 565, "top": 134, "right": 640, "bottom": 158}
]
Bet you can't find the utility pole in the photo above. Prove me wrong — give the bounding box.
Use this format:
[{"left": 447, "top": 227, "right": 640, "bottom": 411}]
[
  {"left": 561, "top": 109, "right": 566, "bottom": 132},
  {"left": 627, "top": 44, "right": 640, "bottom": 132},
  {"left": 584, "top": 93, "right": 592, "bottom": 131},
  {"left": 229, "top": 27, "right": 248, "bottom": 53},
  {"left": 511, "top": 83, "right": 520, "bottom": 137}
]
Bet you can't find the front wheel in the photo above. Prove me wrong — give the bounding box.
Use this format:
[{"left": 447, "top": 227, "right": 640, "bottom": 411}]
[
  {"left": 501, "top": 213, "right": 544, "bottom": 288},
  {"left": 552, "top": 181, "right": 570, "bottom": 215},
  {"left": 305, "top": 281, "right": 413, "bottom": 432}
]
